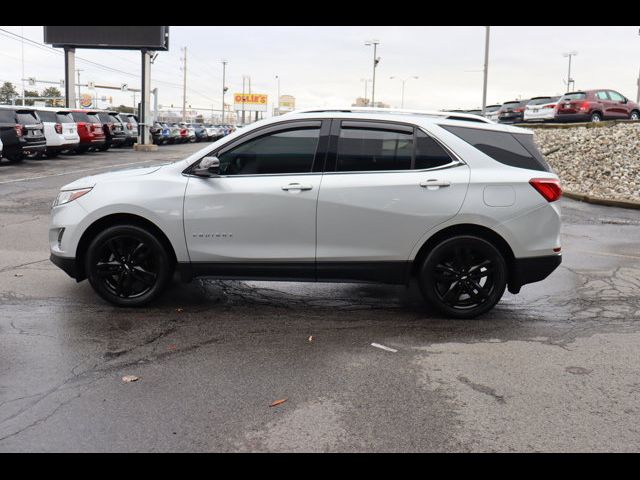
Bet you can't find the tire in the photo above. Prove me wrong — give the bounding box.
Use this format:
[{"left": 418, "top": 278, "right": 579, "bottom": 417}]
[
  {"left": 85, "top": 224, "right": 173, "bottom": 307},
  {"left": 630, "top": 110, "right": 640, "bottom": 121},
  {"left": 6, "top": 152, "right": 24, "bottom": 163},
  {"left": 590, "top": 112, "right": 602, "bottom": 123},
  {"left": 418, "top": 235, "right": 507, "bottom": 319}
]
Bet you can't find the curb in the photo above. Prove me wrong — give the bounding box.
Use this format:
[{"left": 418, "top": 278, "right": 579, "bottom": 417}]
[{"left": 563, "top": 191, "right": 640, "bottom": 210}]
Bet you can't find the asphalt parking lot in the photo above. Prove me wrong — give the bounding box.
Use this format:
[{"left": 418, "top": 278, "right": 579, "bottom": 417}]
[{"left": 1, "top": 144, "right": 639, "bottom": 452}]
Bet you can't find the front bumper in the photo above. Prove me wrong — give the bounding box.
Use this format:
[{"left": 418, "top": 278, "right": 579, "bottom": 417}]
[
  {"left": 508, "top": 254, "right": 562, "bottom": 294},
  {"left": 50, "top": 253, "right": 80, "bottom": 280}
]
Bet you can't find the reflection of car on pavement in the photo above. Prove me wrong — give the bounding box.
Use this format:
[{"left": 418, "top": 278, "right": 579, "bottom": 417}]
[{"left": 49, "top": 108, "right": 562, "bottom": 319}]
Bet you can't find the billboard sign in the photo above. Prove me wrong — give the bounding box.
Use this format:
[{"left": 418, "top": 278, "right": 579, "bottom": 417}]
[
  {"left": 80, "top": 94, "right": 93, "bottom": 108},
  {"left": 43, "top": 26, "right": 169, "bottom": 51},
  {"left": 233, "top": 93, "right": 268, "bottom": 112}
]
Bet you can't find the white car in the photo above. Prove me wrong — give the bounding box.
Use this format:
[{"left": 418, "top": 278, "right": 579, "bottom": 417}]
[
  {"left": 523, "top": 96, "right": 561, "bottom": 122},
  {"left": 483, "top": 104, "right": 502, "bottom": 122},
  {"left": 49, "top": 108, "right": 562, "bottom": 318},
  {"left": 35, "top": 108, "right": 80, "bottom": 157}
]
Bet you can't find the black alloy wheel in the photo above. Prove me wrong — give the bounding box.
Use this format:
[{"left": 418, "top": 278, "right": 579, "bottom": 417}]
[
  {"left": 86, "top": 225, "right": 172, "bottom": 307},
  {"left": 419, "top": 236, "right": 507, "bottom": 319}
]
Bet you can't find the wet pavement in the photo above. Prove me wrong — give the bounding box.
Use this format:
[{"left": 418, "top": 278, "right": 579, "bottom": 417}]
[{"left": 1, "top": 144, "right": 639, "bottom": 452}]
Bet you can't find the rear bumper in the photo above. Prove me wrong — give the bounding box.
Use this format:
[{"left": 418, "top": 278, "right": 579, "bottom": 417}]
[
  {"left": 508, "top": 254, "right": 562, "bottom": 294},
  {"left": 556, "top": 113, "right": 590, "bottom": 122},
  {"left": 50, "top": 253, "right": 80, "bottom": 280}
]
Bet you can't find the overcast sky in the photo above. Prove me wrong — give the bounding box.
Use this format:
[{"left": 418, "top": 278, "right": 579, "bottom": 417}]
[{"left": 0, "top": 26, "right": 638, "bottom": 114}]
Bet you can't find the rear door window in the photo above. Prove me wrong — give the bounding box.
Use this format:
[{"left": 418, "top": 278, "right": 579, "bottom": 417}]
[
  {"left": 336, "top": 124, "right": 413, "bottom": 172},
  {"left": 87, "top": 114, "right": 101, "bottom": 123},
  {"left": 596, "top": 91, "right": 610, "bottom": 101},
  {"left": 441, "top": 125, "right": 550, "bottom": 172}
]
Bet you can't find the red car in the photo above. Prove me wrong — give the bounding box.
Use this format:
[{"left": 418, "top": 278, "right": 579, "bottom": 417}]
[
  {"left": 69, "top": 110, "right": 106, "bottom": 153},
  {"left": 555, "top": 89, "right": 640, "bottom": 123}
]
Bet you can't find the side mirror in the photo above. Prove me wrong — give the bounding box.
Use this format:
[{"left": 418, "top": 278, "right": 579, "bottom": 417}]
[{"left": 193, "top": 156, "right": 220, "bottom": 177}]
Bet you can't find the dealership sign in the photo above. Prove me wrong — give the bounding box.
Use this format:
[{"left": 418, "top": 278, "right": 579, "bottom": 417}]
[
  {"left": 233, "top": 93, "right": 268, "bottom": 112},
  {"left": 80, "top": 93, "right": 93, "bottom": 108}
]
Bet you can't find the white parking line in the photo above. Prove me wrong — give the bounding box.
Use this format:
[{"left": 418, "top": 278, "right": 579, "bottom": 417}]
[
  {"left": 371, "top": 343, "right": 398, "bottom": 353},
  {"left": 0, "top": 159, "right": 158, "bottom": 185}
]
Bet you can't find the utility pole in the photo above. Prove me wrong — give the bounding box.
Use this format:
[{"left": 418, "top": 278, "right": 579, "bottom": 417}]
[
  {"left": 181, "top": 46, "right": 187, "bottom": 122},
  {"left": 221, "top": 60, "right": 227, "bottom": 123},
  {"left": 21, "top": 26, "right": 25, "bottom": 106},
  {"left": 365, "top": 40, "right": 380, "bottom": 107},
  {"left": 637, "top": 29, "right": 640, "bottom": 104},
  {"left": 242, "top": 75, "right": 246, "bottom": 125},
  {"left": 275, "top": 75, "right": 281, "bottom": 115},
  {"left": 482, "top": 26, "right": 490, "bottom": 115},
  {"left": 563, "top": 51, "right": 578, "bottom": 92},
  {"left": 76, "top": 69, "right": 83, "bottom": 108},
  {"left": 390, "top": 76, "right": 418, "bottom": 109}
]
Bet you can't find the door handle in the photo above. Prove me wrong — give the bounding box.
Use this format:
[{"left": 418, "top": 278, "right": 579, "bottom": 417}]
[
  {"left": 282, "top": 183, "right": 313, "bottom": 191},
  {"left": 419, "top": 179, "right": 451, "bottom": 188}
]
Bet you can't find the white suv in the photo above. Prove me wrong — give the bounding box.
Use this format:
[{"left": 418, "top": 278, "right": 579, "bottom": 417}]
[
  {"left": 35, "top": 108, "right": 80, "bottom": 157},
  {"left": 49, "top": 109, "right": 562, "bottom": 318}
]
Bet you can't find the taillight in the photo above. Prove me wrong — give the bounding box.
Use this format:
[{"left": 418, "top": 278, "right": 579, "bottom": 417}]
[
  {"left": 543, "top": 104, "right": 556, "bottom": 109},
  {"left": 529, "top": 178, "right": 562, "bottom": 202},
  {"left": 514, "top": 107, "right": 524, "bottom": 113},
  {"left": 15, "top": 124, "right": 23, "bottom": 137},
  {"left": 55, "top": 123, "right": 63, "bottom": 134},
  {"left": 579, "top": 101, "right": 590, "bottom": 111}
]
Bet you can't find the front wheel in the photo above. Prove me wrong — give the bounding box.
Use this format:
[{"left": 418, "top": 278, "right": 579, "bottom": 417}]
[
  {"left": 590, "top": 112, "right": 602, "bottom": 123},
  {"left": 85, "top": 225, "right": 173, "bottom": 307},
  {"left": 418, "top": 236, "right": 507, "bottom": 319},
  {"left": 630, "top": 111, "right": 640, "bottom": 121}
]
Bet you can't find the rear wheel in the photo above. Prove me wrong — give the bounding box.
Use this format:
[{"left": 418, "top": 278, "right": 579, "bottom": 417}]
[
  {"left": 418, "top": 236, "right": 507, "bottom": 319},
  {"left": 6, "top": 152, "right": 24, "bottom": 163},
  {"left": 85, "top": 225, "right": 173, "bottom": 307},
  {"left": 630, "top": 110, "right": 640, "bottom": 121},
  {"left": 590, "top": 112, "right": 602, "bottom": 122}
]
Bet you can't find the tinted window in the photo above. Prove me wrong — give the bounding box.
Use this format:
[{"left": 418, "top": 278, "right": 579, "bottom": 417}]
[
  {"left": 596, "top": 91, "right": 609, "bottom": 100},
  {"left": 97, "top": 113, "right": 112, "bottom": 123},
  {"left": 87, "top": 114, "right": 100, "bottom": 123},
  {"left": 71, "top": 111, "right": 91, "bottom": 123},
  {"left": 0, "top": 109, "right": 15, "bottom": 122},
  {"left": 502, "top": 102, "right": 520, "bottom": 108},
  {"left": 337, "top": 127, "right": 413, "bottom": 172},
  {"left": 442, "top": 125, "right": 550, "bottom": 172},
  {"left": 36, "top": 110, "right": 58, "bottom": 123},
  {"left": 528, "top": 97, "right": 552, "bottom": 106},
  {"left": 57, "top": 113, "right": 74, "bottom": 123},
  {"left": 415, "top": 130, "right": 453, "bottom": 169},
  {"left": 561, "top": 92, "right": 586, "bottom": 101},
  {"left": 16, "top": 111, "right": 39, "bottom": 124},
  {"left": 608, "top": 91, "right": 625, "bottom": 102},
  {"left": 109, "top": 114, "right": 121, "bottom": 124},
  {"left": 218, "top": 127, "right": 320, "bottom": 175}
]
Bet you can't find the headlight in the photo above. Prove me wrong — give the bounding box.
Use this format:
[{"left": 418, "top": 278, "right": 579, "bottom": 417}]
[{"left": 53, "top": 187, "right": 92, "bottom": 207}]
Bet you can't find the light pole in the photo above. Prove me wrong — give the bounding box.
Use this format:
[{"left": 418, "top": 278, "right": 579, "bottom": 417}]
[
  {"left": 389, "top": 76, "right": 418, "bottom": 109},
  {"left": 563, "top": 51, "right": 578, "bottom": 92},
  {"left": 637, "top": 29, "right": 640, "bottom": 104},
  {"left": 221, "top": 60, "right": 228, "bottom": 123},
  {"left": 275, "top": 75, "right": 281, "bottom": 115},
  {"left": 482, "top": 26, "right": 490, "bottom": 115},
  {"left": 360, "top": 78, "right": 372, "bottom": 105},
  {"left": 365, "top": 40, "right": 380, "bottom": 106}
]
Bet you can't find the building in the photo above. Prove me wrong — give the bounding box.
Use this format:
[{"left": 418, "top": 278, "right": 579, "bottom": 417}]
[
  {"left": 352, "top": 98, "right": 390, "bottom": 108},
  {"left": 278, "top": 95, "right": 296, "bottom": 114}
]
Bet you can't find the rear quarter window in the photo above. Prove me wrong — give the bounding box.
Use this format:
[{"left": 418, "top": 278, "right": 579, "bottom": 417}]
[{"left": 441, "top": 125, "right": 551, "bottom": 172}]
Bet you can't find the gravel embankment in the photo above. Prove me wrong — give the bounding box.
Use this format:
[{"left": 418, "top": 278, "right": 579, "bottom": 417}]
[{"left": 531, "top": 123, "right": 640, "bottom": 203}]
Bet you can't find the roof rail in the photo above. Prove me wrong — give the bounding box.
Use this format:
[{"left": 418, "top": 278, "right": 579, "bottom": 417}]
[{"left": 287, "top": 106, "right": 493, "bottom": 124}]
